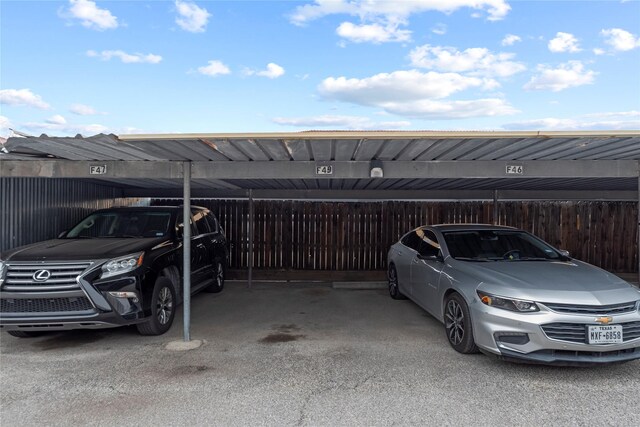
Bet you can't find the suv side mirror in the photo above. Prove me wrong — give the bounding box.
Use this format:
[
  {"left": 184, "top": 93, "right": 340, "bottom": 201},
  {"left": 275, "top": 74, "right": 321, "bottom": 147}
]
[{"left": 176, "top": 224, "right": 184, "bottom": 239}]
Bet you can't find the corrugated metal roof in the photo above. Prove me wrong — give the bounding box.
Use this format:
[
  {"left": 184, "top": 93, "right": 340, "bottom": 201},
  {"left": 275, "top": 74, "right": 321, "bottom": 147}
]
[
  {"left": 3, "top": 131, "right": 640, "bottom": 162},
  {"left": 2, "top": 131, "right": 639, "bottom": 196}
]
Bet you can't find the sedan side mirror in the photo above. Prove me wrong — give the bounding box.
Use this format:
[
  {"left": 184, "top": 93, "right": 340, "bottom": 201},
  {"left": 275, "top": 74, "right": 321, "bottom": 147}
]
[{"left": 558, "top": 249, "right": 570, "bottom": 257}]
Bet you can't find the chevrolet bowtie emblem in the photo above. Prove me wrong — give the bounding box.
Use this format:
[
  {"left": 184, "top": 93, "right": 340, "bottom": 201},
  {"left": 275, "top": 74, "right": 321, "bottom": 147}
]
[{"left": 595, "top": 316, "right": 613, "bottom": 325}]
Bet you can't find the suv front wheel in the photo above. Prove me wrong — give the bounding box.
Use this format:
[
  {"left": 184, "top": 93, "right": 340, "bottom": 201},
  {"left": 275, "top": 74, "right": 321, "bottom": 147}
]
[{"left": 137, "top": 277, "right": 176, "bottom": 336}]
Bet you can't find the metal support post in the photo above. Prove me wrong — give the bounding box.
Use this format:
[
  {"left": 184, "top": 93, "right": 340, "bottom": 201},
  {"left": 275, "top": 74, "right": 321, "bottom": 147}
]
[
  {"left": 182, "top": 161, "right": 192, "bottom": 342},
  {"left": 248, "top": 189, "right": 254, "bottom": 289},
  {"left": 637, "top": 170, "right": 639, "bottom": 287},
  {"left": 493, "top": 189, "right": 499, "bottom": 225}
]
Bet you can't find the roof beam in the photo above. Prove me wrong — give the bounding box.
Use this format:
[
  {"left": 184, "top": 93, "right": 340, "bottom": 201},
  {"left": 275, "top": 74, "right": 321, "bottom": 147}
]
[
  {"left": 126, "top": 188, "right": 639, "bottom": 201},
  {"left": 1, "top": 159, "right": 637, "bottom": 179}
]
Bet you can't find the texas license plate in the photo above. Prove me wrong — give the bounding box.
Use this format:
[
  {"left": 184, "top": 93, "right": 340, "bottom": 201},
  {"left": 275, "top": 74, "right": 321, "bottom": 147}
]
[{"left": 587, "top": 325, "right": 623, "bottom": 344}]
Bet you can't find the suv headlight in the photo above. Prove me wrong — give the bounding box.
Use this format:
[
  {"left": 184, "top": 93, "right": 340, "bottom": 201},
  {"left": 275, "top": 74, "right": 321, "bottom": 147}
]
[
  {"left": 101, "top": 253, "right": 144, "bottom": 279},
  {"left": 477, "top": 291, "right": 539, "bottom": 313},
  {"left": 0, "top": 260, "right": 5, "bottom": 284}
]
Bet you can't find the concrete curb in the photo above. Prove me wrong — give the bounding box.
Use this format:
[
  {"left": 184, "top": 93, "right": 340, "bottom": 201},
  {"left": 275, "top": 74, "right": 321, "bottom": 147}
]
[{"left": 332, "top": 281, "right": 387, "bottom": 290}]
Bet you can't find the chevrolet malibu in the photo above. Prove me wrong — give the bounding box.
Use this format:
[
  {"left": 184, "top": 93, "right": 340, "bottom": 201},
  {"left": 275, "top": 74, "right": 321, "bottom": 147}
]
[{"left": 387, "top": 224, "right": 640, "bottom": 365}]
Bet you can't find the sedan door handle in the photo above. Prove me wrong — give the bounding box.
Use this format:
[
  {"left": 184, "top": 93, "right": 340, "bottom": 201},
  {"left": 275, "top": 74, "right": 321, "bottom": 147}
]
[{"left": 412, "top": 258, "right": 419, "bottom": 264}]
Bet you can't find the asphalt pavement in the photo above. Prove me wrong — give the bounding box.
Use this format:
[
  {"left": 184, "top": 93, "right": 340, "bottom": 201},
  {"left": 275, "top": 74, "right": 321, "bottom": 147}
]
[{"left": 1, "top": 282, "right": 639, "bottom": 426}]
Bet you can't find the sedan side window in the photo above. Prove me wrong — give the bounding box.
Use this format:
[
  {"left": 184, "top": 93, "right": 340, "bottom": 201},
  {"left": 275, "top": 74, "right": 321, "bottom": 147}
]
[
  {"left": 401, "top": 231, "right": 422, "bottom": 251},
  {"left": 417, "top": 229, "right": 441, "bottom": 257}
]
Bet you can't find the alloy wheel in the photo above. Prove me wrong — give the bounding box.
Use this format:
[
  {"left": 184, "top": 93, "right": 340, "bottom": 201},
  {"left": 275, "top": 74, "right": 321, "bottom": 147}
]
[
  {"left": 156, "top": 287, "right": 173, "bottom": 325},
  {"left": 445, "top": 300, "right": 465, "bottom": 345}
]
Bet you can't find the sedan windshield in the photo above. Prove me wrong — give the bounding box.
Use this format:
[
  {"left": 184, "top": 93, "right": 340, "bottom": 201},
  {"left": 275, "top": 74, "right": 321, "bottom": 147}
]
[
  {"left": 65, "top": 211, "right": 172, "bottom": 239},
  {"left": 442, "top": 230, "right": 561, "bottom": 261}
]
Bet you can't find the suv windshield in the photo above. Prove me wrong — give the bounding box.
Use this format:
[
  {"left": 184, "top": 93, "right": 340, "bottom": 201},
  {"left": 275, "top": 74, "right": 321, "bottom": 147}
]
[
  {"left": 442, "top": 230, "right": 561, "bottom": 261},
  {"left": 65, "top": 211, "right": 172, "bottom": 239}
]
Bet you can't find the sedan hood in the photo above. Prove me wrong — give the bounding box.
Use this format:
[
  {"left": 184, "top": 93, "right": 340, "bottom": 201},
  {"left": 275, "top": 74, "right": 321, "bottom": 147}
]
[
  {"left": 450, "top": 258, "right": 640, "bottom": 305},
  {"left": 2, "top": 238, "right": 169, "bottom": 262}
]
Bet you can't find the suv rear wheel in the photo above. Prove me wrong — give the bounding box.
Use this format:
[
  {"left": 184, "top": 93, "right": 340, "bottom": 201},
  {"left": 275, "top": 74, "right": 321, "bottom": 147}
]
[
  {"left": 204, "top": 259, "right": 225, "bottom": 293},
  {"left": 137, "top": 277, "right": 176, "bottom": 336}
]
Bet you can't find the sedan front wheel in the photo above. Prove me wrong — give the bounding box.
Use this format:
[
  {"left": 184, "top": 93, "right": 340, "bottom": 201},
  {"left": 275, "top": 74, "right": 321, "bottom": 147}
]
[{"left": 444, "top": 293, "right": 478, "bottom": 354}]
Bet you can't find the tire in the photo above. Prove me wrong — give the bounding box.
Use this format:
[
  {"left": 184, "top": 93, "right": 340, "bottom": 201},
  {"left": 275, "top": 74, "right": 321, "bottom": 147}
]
[
  {"left": 7, "top": 330, "right": 43, "bottom": 338},
  {"left": 204, "top": 259, "right": 225, "bottom": 293},
  {"left": 444, "top": 293, "right": 479, "bottom": 354},
  {"left": 137, "top": 277, "right": 176, "bottom": 336},
  {"left": 388, "top": 265, "right": 407, "bottom": 300}
]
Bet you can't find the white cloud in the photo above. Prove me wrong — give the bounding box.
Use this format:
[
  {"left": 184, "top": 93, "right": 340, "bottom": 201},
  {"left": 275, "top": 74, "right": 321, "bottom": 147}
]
[
  {"left": 289, "top": 0, "right": 511, "bottom": 25},
  {"left": 320, "top": 70, "right": 492, "bottom": 102},
  {"left": 431, "top": 23, "right": 447, "bottom": 35},
  {"left": 244, "top": 63, "right": 285, "bottom": 79},
  {"left": 197, "top": 60, "right": 231, "bottom": 77},
  {"left": 501, "top": 34, "right": 521, "bottom": 46},
  {"left": 46, "top": 115, "right": 67, "bottom": 125},
  {"left": 524, "top": 61, "right": 596, "bottom": 92},
  {"left": 336, "top": 21, "right": 411, "bottom": 43},
  {"left": 65, "top": 0, "right": 118, "bottom": 30},
  {"left": 503, "top": 111, "right": 640, "bottom": 130},
  {"left": 601, "top": 28, "right": 640, "bottom": 51},
  {"left": 318, "top": 70, "right": 517, "bottom": 119},
  {"left": 593, "top": 48, "right": 606, "bottom": 55},
  {"left": 548, "top": 32, "right": 581, "bottom": 53},
  {"left": 409, "top": 44, "right": 526, "bottom": 77},
  {"left": 272, "top": 115, "right": 411, "bottom": 130},
  {"left": 380, "top": 98, "right": 517, "bottom": 119},
  {"left": 23, "top": 119, "right": 109, "bottom": 136},
  {"left": 86, "top": 50, "right": 162, "bottom": 64},
  {"left": 70, "top": 103, "right": 98, "bottom": 115},
  {"left": 0, "top": 115, "right": 12, "bottom": 138},
  {"left": 0, "top": 89, "right": 50, "bottom": 109},
  {"left": 175, "top": 1, "right": 211, "bottom": 33}
]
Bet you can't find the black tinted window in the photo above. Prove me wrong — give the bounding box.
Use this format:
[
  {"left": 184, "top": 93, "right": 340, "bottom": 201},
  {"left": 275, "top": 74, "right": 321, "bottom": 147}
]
[
  {"left": 418, "top": 229, "right": 441, "bottom": 257},
  {"left": 401, "top": 230, "right": 422, "bottom": 251},
  {"left": 66, "top": 211, "right": 171, "bottom": 238},
  {"left": 205, "top": 213, "right": 219, "bottom": 233},
  {"left": 176, "top": 211, "right": 197, "bottom": 236},
  {"left": 443, "top": 230, "right": 560, "bottom": 260},
  {"left": 192, "top": 209, "right": 209, "bottom": 234}
]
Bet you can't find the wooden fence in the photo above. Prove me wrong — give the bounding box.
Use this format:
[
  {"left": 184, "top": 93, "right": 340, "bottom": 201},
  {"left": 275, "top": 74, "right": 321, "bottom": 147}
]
[{"left": 153, "top": 199, "right": 639, "bottom": 273}]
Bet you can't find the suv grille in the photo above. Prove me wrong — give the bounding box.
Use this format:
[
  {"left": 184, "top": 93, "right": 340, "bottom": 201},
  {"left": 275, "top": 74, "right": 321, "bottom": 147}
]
[
  {"left": 542, "top": 322, "right": 640, "bottom": 343},
  {"left": 1, "top": 297, "right": 94, "bottom": 313},
  {"left": 541, "top": 301, "right": 639, "bottom": 315},
  {"left": 3, "top": 262, "right": 93, "bottom": 292}
]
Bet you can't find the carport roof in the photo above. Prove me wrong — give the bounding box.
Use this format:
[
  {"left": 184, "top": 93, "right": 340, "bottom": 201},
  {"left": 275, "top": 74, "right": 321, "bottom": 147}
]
[{"left": 1, "top": 130, "right": 639, "bottom": 200}]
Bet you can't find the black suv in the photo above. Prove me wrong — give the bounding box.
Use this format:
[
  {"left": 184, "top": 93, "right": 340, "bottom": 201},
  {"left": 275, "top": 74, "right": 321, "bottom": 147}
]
[{"left": 0, "top": 206, "right": 227, "bottom": 337}]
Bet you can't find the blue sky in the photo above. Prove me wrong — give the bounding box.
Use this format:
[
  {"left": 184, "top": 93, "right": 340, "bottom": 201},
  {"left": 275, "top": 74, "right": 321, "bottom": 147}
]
[{"left": 1, "top": 0, "right": 639, "bottom": 137}]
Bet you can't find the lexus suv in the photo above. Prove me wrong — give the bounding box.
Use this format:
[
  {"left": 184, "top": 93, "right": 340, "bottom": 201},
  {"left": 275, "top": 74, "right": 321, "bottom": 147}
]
[{"left": 0, "top": 206, "right": 227, "bottom": 337}]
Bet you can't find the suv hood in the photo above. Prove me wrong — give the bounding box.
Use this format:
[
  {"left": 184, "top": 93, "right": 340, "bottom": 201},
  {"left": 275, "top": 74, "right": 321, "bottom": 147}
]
[
  {"left": 2, "top": 238, "right": 170, "bottom": 262},
  {"left": 451, "top": 259, "right": 640, "bottom": 305}
]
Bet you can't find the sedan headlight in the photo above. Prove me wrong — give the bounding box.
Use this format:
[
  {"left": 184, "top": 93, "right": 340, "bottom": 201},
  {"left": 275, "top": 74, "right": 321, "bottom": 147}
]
[
  {"left": 101, "top": 253, "right": 144, "bottom": 279},
  {"left": 477, "top": 291, "right": 539, "bottom": 313}
]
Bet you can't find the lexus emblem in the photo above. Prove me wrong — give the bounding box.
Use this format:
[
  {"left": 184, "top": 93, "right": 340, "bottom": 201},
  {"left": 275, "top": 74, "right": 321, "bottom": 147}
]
[{"left": 33, "top": 270, "right": 51, "bottom": 282}]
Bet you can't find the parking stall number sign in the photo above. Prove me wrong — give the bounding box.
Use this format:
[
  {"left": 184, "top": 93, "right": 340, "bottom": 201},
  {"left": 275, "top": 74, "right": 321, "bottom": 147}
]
[
  {"left": 506, "top": 165, "right": 523, "bottom": 175},
  {"left": 90, "top": 165, "right": 107, "bottom": 175},
  {"left": 316, "top": 165, "right": 333, "bottom": 175}
]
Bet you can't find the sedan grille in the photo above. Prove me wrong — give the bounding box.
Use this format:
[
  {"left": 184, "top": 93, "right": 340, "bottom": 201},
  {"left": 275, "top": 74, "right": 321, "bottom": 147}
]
[
  {"left": 542, "top": 322, "right": 640, "bottom": 344},
  {"left": 541, "top": 301, "right": 639, "bottom": 315},
  {"left": 3, "top": 262, "right": 93, "bottom": 292},
  {"left": 1, "top": 297, "right": 94, "bottom": 313}
]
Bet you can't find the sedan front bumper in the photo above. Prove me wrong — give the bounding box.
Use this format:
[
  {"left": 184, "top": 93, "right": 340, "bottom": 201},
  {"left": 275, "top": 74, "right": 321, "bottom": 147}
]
[{"left": 470, "top": 300, "right": 640, "bottom": 365}]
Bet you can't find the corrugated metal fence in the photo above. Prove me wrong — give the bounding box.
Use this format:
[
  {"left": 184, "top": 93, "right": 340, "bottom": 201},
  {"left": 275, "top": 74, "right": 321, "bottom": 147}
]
[
  {"left": 154, "top": 199, "right": 639, "bottom": 273},
  {"left": 0, "top": 178, "right": 134, "bottom": 252}
]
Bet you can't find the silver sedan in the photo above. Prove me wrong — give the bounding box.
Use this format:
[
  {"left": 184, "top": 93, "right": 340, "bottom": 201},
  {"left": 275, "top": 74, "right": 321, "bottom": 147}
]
[{"left": 387, "top": 224, "right": 640, "bottom": 365}]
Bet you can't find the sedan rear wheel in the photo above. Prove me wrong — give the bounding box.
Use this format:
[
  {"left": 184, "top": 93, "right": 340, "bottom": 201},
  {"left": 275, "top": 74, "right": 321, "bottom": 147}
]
[
  {"left": 444, "top": 293, "right": 478, "bottom": 354},
  {"left": 388, "top": 265, "right": 407, "bottom": 300}
]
